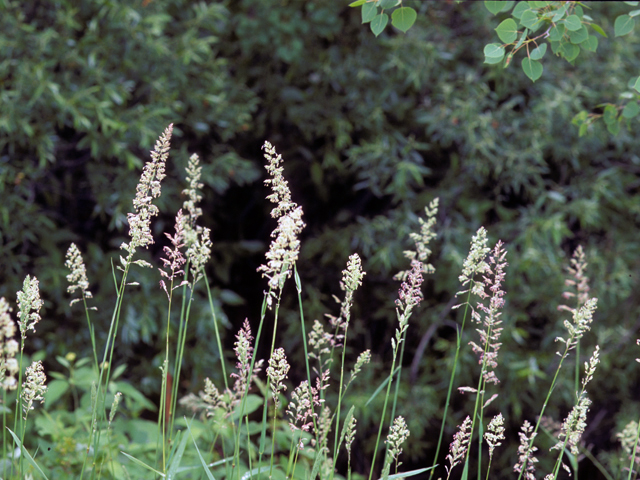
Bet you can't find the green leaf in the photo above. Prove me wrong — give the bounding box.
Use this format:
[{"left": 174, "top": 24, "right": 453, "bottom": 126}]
[
  {"left": 391, "top": 7, "right": 417, "bottom": 33},
  {"left": 548, "top": 23, "right": 566, "bottom": 41},
  {"left": 590, "top": 23, "right": 608, "bottom": 37},
  {"left": 572, "top": 110, "right": 588, "bottom": 126},
  {"left": 529, "top": 1, "right": 550, "bottom": 7},
  {"left": 551, "top": 4, "right": 567, "bottom": 22},
  {"left": 512, "top": 1, "right": 530, "bottom": 19},
  {"left": 607, "top": 119, "right": 621, "bottom": 135},
  {"left": 578, "top": 122, "right": 588, "bottom": 137},
  {"left": 520, "top": 9, "right": 538, "bottom": 28},
  {"left": 622, "top": 101, "right": 639, "bottom": 119},
  {"left": 362, "top": 3, "right": 377, "bottom": 23},
  {"left": 521, "top": 57, "right": 543, "bottom": 81},
  {"left": 186, "top": 420, "right": 217, "bottom": 480},
  {"left": 624, "top": 1, "right": 639, "bottom": 5},
  {"left": 485, "top": 54, "right": 505, "bottom": 64},
  {"left": 365, "top": 366, "right": 401, "bottom": 406},
  {"left": 500, "top": 1, "right": 516, "bottom": 12},
  {"left": 633, "top": 76, "right": 640, "bottom": 93},
  {"left": 6, "top": 429, "right": 50, "bottom": 480},
  {"left": 530, "top": 43, "right": 547, "bottom": 60},
  {"left": 574, "top": 4, "right": 584, "bottom": 18},
  {"left": 514, "top": 28, "right": 528, "bottom": 50},
  {"left": 495, "top": 18, "right": 519, "bottom": 43},
  {"left": 615, "top": 15, "right": 635, "bottom": 36},
  {"left": 484, "top": 43, "right": 506, "bottom": 58},
  {"left": 120, "top": 452, "right": 165, "bottom": 475},
  {"left": 630, "top": 9, "right": 640, "bottom": 17},
  {"left": 603, "top": 105, "right": 618, "bottom": 125},
  {"left": 569, "top": 25, "right": 589, "bottom": 44},
  {"left": 484, "top": 1, "right": 505, "bottom": 14},
  {"left": 44, "top": 379, "right": 70, "bottom": 406},
  {"left": 384, "top": 467, "right": 437, "bottom": 479},
  {"left": 349, "top": 0, "right": 366, "bottom": 6},
  {"left": 310, "top": 447, "right": 328, "bottom": 480},
  {"left": 563, "top": 14, "right": 582, "bottom": 31},
  {"left": 370, "top": 13, "right": 389, "bottom": 36},
  {"left": 377, "top": 0, "right": 398, "bottom": 8},
  {"left": 559, "top": 41, "right": 579, "bottom": 62},
  {"left": 582, "top": 35, "right": 598, "bottom": 52},
  {"left": 166, "top": 429, "right": 190, "bottom": 480}
]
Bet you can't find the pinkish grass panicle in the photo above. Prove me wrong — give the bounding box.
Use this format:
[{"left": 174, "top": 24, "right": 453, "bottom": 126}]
[
  {"left": 468, "top": 240, "right": 507, "bottom": 384},
  {"left": 159, "top": 209, "right": 188, "bottom": 298}
]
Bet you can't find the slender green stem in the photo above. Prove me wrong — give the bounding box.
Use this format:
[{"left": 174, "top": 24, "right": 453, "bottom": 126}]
[
  {"left": 429, "top": 290, "right": 472, "bottom": 480},
  {"left": 82, "top": 259, "right": 130, "bottom": 480},
  {"left": 368, "top": 346, "right": 400, "bottom": 480},
  {"left": 204, "top": 272, "right": 229, "bottom": 390}
]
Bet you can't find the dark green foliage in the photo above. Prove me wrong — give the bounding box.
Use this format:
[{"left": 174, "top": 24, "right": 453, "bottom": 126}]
[{"left": 2, "top": 0, "right": 640, "bottom": 478}]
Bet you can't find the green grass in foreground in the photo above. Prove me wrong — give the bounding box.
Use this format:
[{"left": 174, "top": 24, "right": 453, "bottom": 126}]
[{"left": 1, "top": 125, "right": 639, "bottom": 480}]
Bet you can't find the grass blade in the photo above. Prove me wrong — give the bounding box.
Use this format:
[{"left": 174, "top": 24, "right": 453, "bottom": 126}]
[
  {"left": 166, "top": 429, "right": 189, "bottom": 480},
  {"left": 119, "top": 451, "right": 165, "bottom": 476},
  {"left": 6, "top": 428, "right": 50, "bottom": 480},
  {"left": 380, "top": 466, "right": 436, "bottom": 479},
  {"left": 185, "top": 418, "right": 216, "bottom": 480},
  {"left": 365, "top": 366, "right": 400, "bottom": 407}
]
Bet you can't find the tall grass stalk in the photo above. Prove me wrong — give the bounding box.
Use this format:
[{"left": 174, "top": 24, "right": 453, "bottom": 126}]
[
  {"left": 80, "top": 124, "right": 173, "bottom": 479},
  {"left": 515, "top": 297, "right": 598, "bottom": 480},
  {"left": 431, "top": 226, "right": 490, "bottom": 479},
  {"left": 461, "top": 240, "right": 507, "bottom": 477}
]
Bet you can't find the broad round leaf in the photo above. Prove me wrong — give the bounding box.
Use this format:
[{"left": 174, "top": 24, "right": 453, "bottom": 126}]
[
  {"left": 484, "top": 1, "right": 505, "bottom": 15},
  {"left": 551, "top": 4, "right": 568, "bottom": 22},
  {"left": 569, "top": 25, "right": 589, "bottom": 44},
  {"left": 607, "top": 119, "right": 621, "bottom": 135},
  {"left": 603, "top": 105, "right": 618, "bottom": 125},
  {"left": 630, "top": 9, "right": 640, "bottom": 17},
  {"left": 521, "top": 57, "right": 543, "bottom": 82},
  {"left": 633, "top": 76, "right": 640, "bottom": 93},
  {"left": 362, "top": 3, "right": 377, "bottom": 23},
  {"left": 622, "top": 101, "right": 639, "bottom": 119},
  {"left": 530, "top": 43, "right": 547, "bottom": 60},
  {"left": 559, "top": 41, "right": 580, "bottom": 61},
  {"left": 370, "top": 13, "right": 389, "bottom": 37},
  {"left": 615, "top": 14, "right": 635, "bottom": 36},
  {"left": 391, "top": 7, "right": 417, "bottom": 33},
  {"left": 549, "top": 24, "right": 566, "bottom": 41},
  {"left": 484, "top": 43, "right": 506, "bottom": 58},
  {"left": 520, "top": 9, "right": 539, "bottom": 29},
  {"left": 512, "top": 1, "right": 530, "bottom": 19},
  {"left": 563, "top": 15, "right": 582, "bottom": 31},
  {"left": 377, "top": 0, "right": 399, "bottom": 9},
  {"left": 495, "top": 18, "right": 518, "bottom": 43},
  {"left": 583, "top": 35, "right": 598, "bottom": 52},
  {"left": 484, "top": 54, "right": 505, "bottom": 65}
]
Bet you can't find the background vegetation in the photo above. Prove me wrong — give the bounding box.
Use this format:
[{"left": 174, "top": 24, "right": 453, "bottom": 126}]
[{"left": 1, "top": 0, "right": 640, "bottom": 478}]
